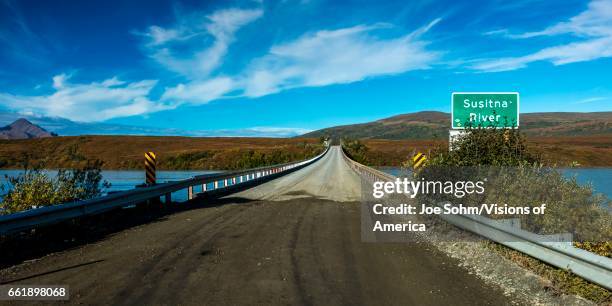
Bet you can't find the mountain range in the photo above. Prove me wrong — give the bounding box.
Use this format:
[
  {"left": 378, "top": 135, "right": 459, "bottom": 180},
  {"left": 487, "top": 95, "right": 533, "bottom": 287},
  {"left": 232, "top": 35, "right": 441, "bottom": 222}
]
[
  {"left": 302, "top": 111, "right": 612, "bottom": 139},
  {"left": 1, "top": 111, "right": 609, "bottom": 140},
  {"left": 0, "top": 112, "right": 310, "bottom": 138}
]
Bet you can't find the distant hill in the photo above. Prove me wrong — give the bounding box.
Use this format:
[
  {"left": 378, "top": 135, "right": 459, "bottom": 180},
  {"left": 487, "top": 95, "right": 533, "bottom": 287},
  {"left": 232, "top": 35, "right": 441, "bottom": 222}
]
[
  {"left": 0, "top": 118, "right": 57, "bottom": 140},
  {"left": 302, "top": 111, "right": 612, "bottom": 139}
]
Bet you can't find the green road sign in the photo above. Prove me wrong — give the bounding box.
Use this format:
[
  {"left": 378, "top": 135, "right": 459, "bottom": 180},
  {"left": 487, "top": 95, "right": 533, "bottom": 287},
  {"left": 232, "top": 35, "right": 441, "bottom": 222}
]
[{"left": 451, "top": 92, "right": 519, "bottom": 129}]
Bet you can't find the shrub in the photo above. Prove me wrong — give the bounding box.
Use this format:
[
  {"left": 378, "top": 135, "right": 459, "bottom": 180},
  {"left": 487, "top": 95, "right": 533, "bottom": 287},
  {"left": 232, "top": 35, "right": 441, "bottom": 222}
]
[
  {"left": 1, "top": 159, "right": 110, "bottom": 214},
  {"left": 342, "top": 138, "right": 368, "bottom": 164},
  {"left": 418, "top": 126, "right": 611, "bottom": 254},
  {"left": 430, "top": 126, "right": 540, "bottom": 167}
]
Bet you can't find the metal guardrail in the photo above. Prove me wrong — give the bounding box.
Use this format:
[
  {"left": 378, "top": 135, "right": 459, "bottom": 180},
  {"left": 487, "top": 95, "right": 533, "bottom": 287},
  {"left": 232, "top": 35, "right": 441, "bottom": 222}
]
[
  {"left": 0, "top": 146, "right": 329, "bottom": 236},
  {"left": 341, "top": 147, "right": 612, "bottom": 290}
]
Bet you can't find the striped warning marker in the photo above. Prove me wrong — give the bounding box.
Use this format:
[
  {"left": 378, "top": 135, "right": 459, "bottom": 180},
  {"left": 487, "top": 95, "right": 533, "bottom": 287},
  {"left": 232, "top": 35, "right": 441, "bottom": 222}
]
[
  {"left": 412, "top": 152, "right": 427, "bottom": 170},
  {"left": 145, "top": 151, "right": 156, "bottom": 185}
]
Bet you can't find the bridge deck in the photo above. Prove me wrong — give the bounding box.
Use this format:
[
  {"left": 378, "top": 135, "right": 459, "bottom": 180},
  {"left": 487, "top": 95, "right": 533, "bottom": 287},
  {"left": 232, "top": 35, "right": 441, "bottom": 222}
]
[
  {"left": 234, "top": 146, "right": 361, "bottom": 202},
  {"left": 0, "top": 146, "right": 511, "bottom": 305}
]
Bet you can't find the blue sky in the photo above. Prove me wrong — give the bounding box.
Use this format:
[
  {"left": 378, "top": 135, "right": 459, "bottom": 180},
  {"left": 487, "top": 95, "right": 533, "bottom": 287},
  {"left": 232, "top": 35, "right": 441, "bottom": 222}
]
[{"left": 0, "top": 0, "right": 611, "bottom": 136}]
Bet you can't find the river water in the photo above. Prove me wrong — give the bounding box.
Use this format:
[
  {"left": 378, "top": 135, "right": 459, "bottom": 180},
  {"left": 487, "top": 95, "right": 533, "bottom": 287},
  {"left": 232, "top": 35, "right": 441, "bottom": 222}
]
[{"left": 0, "top": 168, "right": 610, "bottom": 202}]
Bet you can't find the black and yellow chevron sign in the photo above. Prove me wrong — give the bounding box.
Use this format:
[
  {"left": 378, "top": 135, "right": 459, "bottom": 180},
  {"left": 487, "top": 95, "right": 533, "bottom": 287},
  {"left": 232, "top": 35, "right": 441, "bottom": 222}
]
[
  {"left": 144, "top": 151, "right": 156, "bottom": 185},
  {"left": 412, "top": 152, "right": 427, "bottom": 170}
]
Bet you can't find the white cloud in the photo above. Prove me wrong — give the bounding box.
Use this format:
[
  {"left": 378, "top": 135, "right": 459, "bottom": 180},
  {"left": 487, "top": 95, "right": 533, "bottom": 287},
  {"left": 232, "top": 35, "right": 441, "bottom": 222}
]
[
  {"left": 474, "top": 36, "right": 612, "bottom": 72},
  {"left": 142, "top": 26, "right": 182, "bottom": 46},
  {"left": 158, "top": 18, "right": 442, "bottom": 104},
  {"left": 0, "top": 74, "right": 166, "bottom": 122},
  {"left": 139, "top": 8, "right": 263, "bottom": 79},
  {"left": 510, "top": 0, "right": 612, "bottom": 38},
  {"left": 474, "top": 0, "right": 612, "bottom": 72},
  {"left": 221, "top": 126, "right": 313, "bottom": 137},
  {"left": 161, "top": 77, "right": 235, "bottom": 103},
  {"left": 0, "top": 8, "right": 444, "bottom": 122},
  {"left": 52, "top": 73, "right": 68, "bottom": 89},
  {"left": 575, "top": 96, "right": 607, "bottom": 104},
  {"left": 242, "top": 20, "right": 441, "bottom": 97}
]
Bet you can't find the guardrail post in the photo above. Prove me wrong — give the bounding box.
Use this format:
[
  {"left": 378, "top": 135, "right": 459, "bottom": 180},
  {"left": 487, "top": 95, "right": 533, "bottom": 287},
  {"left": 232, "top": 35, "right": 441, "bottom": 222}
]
[
  {"left": 188, "top": 186, "right": 194, "bottom": 200},
  {"left": 165, "top": 193, "right": 171, "bottom": 204},
  {"left": 232, "top": 177, "right": 236, "bottom": 184},
  {"left": 202, "top": 183, "right": 207, "bottom": 192},
  {"left": 144, "top": 152, "right": 156, "bottom": 185},
  {"left": 214, "top": 181, "right": 219, "bottom": 189}
]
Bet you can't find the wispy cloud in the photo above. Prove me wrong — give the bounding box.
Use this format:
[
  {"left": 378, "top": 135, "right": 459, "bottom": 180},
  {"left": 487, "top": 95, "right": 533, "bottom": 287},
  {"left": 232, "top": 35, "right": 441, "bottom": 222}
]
[
  {"left": 159, "top": 13, "right": 442, "bottom": 102},
  {"left": 474, "top": 0, "right": 612, "bottom": 72},
  {"left": 160, "top": 77, "right": 235, "bottom": 103},
  {"left": 0, "top": 4, "right": 444, "bottom": 123},
  {"left": 0, "top": 74, "right": 167, "bottom": 122},
  {"left": 0, "top": 5, "right": 265, "bottom": 122},
  {"left": 241, "top": 20, "right": 441, "bottom": 97},
  {"left": 574, "top": 96, "right": 607, "bottom": 104},
  {"left": 137, "top": 7, "right": 263, "bottom": 79},
  {"left": 0, "top": 0, "right": 51, "bottom": 66}
]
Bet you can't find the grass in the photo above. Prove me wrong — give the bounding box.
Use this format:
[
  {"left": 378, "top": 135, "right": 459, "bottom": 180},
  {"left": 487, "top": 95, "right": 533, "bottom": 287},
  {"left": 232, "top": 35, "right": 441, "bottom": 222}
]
[{"left": 486, "top": 242, "right": 611, "bottom": 304}]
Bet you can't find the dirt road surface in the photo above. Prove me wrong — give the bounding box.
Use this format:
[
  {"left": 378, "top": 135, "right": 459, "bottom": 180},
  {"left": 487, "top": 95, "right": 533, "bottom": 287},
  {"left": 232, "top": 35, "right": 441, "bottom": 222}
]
[{"left": 0, "top": 147, "right": 513, "bottom": 305}]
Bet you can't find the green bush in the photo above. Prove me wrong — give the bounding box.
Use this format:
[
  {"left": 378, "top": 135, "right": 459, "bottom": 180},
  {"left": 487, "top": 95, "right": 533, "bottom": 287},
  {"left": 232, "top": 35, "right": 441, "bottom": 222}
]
[
  {"left": 484, "top": 165, "right": 611, "bottom": 243},
  {"left": 342, "top": 138, "right": 368, "bottom": 164},
  {"left": 419, "top": 127, "right": 611, "bottom": 252},
  {"left": 1, "top": 159, "right": 110, "bottom": 214},
  {"left": 431, "top": 126, "right": 539, "bottom": 167}
]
